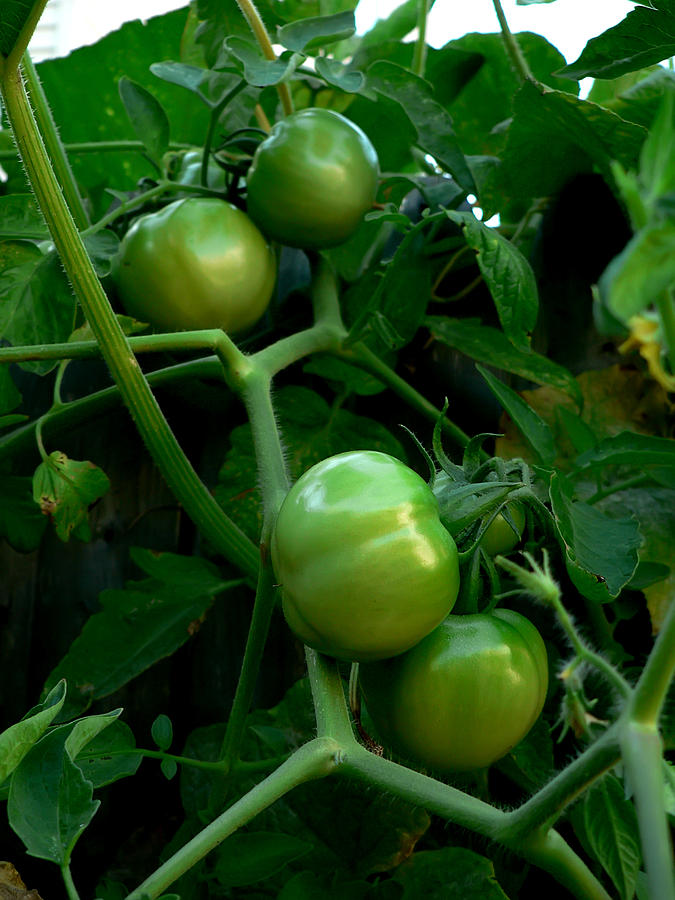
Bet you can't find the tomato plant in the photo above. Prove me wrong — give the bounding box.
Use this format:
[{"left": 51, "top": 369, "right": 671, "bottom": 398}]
[
  {"left": 360, "top": 609, "right": 549, "bottom": 771},
  {"left": 112, "top": 197, "right": 275, "bottom": 333},
  {"left": 246, "top": 108, "right": 379, "bottom": 249},
  {"left": 271, "top": 450, "right": 460, "bottom": 661},
  {"left": 172, "top": 150, "right": 227, "bottom": 191}
]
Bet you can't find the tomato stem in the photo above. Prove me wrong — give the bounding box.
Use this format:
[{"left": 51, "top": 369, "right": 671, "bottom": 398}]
[
  {"left": 411, "top": 0, "right": 430, "bottom": 77},
  {"left": 491, "top": 0, "right": 538, "bottom": 86},
  {"left": 233, "top": 0, "right": 294, "bottom": 117}
]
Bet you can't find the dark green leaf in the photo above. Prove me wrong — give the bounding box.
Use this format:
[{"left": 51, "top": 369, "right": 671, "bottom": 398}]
[
  {"left": 0, "top": 365, "right": 21, "bottom": 416},
  {"left": 640, "top": 84, "right": 675, "bottom": 200},
  {"left": 83, "top": 230, "right": 120, "bottom": 278},
  {"left": 550, "top": 473, "right": 642, "bottom": 602},
  {"left": 214, "top": 832, "right": 313, "bottom": 887},
  {"left": 315, "top": 57, "right": 363, "bottom": 93},
  {"left": 277, "top": 11, "right": 355, "bottom": 51},
  {"left": 161, "top": 758, "right": 178, "bottom": 780},
  {"left": 150, "top": 61, "right": 209, "bottom": 95},
  {"left": 477, "top": 365, "right": 556, "bottom": 465},
  {"left": 606, "top": 68, "right": 675, "bottom": 129},
  {"left": 74, "top": 720, "right": 141, "bottom": 788},
  {"left": 7, "top": 711, "right": 119, "bottom": 863},
  {"left": 575, "top": 431, "right": 675, "bottom": 470},
  {"left": 556, "top": 407, "right": 597, "bottom": 456},
  {"left": 0, "top": 0, "right": 34, "bottom": 57},
  {"left": 426, "top": 317, "right": 582, "bottom": 403},
  {"left": 559, "top": 2, "right": 675, "bottom": 80},
  {"left": 392, "top": 847, "right": 510, "bottom": 899},
  {"left": 600, "top": 219, "right": 675, "bottom": 322},
  {"left": 152, "top": 714, "right": 173, "bottom": 751},
  {"left": 0, "top": 681, "right": 66, "bottom": 784},
  {"left": 0, "top": 475, "right": 47, "bottom": 552},
  {"left": 118, "top": 76, "right": 170, "bottom": 164},
  {"left": 496, "top": 716, "right": 555, "bottom": 790},
  {"left": 583, "top": 774, "right": 641, "bottom": 900},
  {"left": 448, "top": 211, "right": 538, "bottom": 350},
  {"left": 500, "top": 82, "right": 646, "bottom": 201},
  {"left": 0, "top": 195, "right": 48, "bottom": 240},
  {"left": 0, "top": 241, "right": 76, "bottom": 375},
  {"left": 367, "top": 61, "right": 475, "bottom": 193},
  {"left": 224, "top": 36, "right": 300, "bottom": 86}
]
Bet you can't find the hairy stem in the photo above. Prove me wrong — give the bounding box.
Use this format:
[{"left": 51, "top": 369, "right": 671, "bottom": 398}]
[
  {"left": 491, "top": 0, "right": 536, "bottom": 84},
  {"left": 411, "top": 0, "right": 430, "bottom": 77},
  {"left": 234, "top": 0, "right": 294, "bottom": 116}
]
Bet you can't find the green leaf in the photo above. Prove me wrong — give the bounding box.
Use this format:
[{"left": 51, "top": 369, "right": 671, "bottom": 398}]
[
  {"left": 556, "top": 407, "right": 597, "bottom": 456},
  {"left": 575, "top": 432, "right": 675, "bottom": 470},
  {"left": 315, "top": 57, "right": 363, "bottom": 93},
  {"left": 599, "top": 219, "right": 675, "bottom": 321},
  {"left": 223, "top": 36, "right": 300, "bottom": 86},
  {"left": 32, "top": 451, "right": 111, "bottom": 543},
  {"left": 605, "top": 68, "right": 675, "bottom": 130},
  {"left": 583, "top": 774, "right": 641, "bottom": 900},
  {"left": 74, "top": 720, "right": 141, "bottom": 788},
  {"left": 477, "top": 365, "right": 556, "bottom": 465},
  {"left": 366, "top": 61, "right": 475, "bottom": 194},
  {"left": 0, "top": 475, "right": 47, "bottom": 552},
  {"left": 214, "top": 832, "right": 313, "bottom": 887},
  {"left": 559, "top": 1, "right": 675, "bottom": 80},
  {"left": 118, "top": 76, "right": 170, "bottom": 164},
  {"left": 8, "top": 711, "right": 120, "bottom": 864},
  {"left": 640, "top": 84, "right": 675, "bottom": 201},
  {"left": 149, "top": 61, "right": 210, "bottom": 95},
  {"left": 550, "top": 473, "right": 642, "bottom": 602},
  {"left": 0, "top": 0, "right": 36, "bottom": 58},
  {"left": 0, "top": 241, "right": 76, "bottom": 375},
  {"left": 426, "top": 317, "right": 582, "bottom": 403},
  {"left": 151, "top": 714, "right": 173, "bottom": 751},
  {"left": 447, "top": 211, "right": 538, "bottom": 350},
  {"left": 499, "top": 82, "right": 646, "bottom": 201},
  {"left": 277, "top": 11, "right": 355, "bottom": 51},
  {"left": 392, "top": 847, "right": 510, "bottom": 899},
  {"left": 0, "top": 365, "right": 21, "bottom": 416},
  {"left": 0, "top": 195, "right": 48, "bottom": 240},
  {"left": 161, "top": 758, "right": 178, "bottom": 780},
  {"left": 82, "top": 230, "right": 120, "bottom": 279},
  {"left": 43, "top": 551, "right": 235, "bottom": 718},
  {"left": 0, "top": 681, "right": 66, "bottom": 784}
]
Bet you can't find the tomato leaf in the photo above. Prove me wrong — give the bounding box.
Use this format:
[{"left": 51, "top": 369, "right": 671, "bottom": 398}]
[
  {"left": 392, "top": 848, "right": 511, "bottom": 899},
  {"left": 476, "top": 366, "right": 556, "bottom": 465},
  {"left": 73, "top": 720, "right": 141, "bottom": 789},
  {"left": 583, "top": 774, "right": 642, "bottom": 900},
  {"left": 0, "top": 0, "right": 42, "bottom": 60},
  {"left": 575, "top": 431, "right": 675, "bottom": 470},
  {"left": 0, "top": 475, "right": 47, "bottom": 553},
  {"left": 214, "top": 832, "right": 313, "bottom": 887},
  {"left": 447, "top": 211, "right": 538, "bottom": 350},
  {"left": 7, "top": 711, "right": 120, "bottom": 864},
  {"left": 549, "top": 472, "right": 642, "bottom": 602},
  {"left": 32, "top": 451, "right": 110, "bottom": 543},
  {"left": 223, "top": 37, "right": 300, "bottom": 86},
  {"left": 0, "top": 364, "right": 21, "bottom": 416},
  {"left": 315, "top": 57, "right": 364, "bottom": 93},
  {"left": 0, "top": 195, "right": 48, "bottom": 241},
  {"left": 118, "top": 76, "right": 170, "bottom": 165},
  {"left": 426, "top": 317, "right": 582, "bottom": 403},
  {"left": 558, "top": 1, "right": 675, "bottom": 80},
  {"left": 277, "top": 11, "right": 355, "bottom": 51},
  {"left": 151, "top": 714, "right": 173, "bottom": 751},
  {"left": 0, "top": 681, "right": 66, "bottom": 785}
]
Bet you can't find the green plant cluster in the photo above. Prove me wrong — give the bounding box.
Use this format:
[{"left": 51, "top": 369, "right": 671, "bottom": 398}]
[{"left": 0, "top": 1, "right": 674, "bottom": 900}]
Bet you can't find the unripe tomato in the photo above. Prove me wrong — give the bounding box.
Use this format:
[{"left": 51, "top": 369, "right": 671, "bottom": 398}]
[
  {"left": 112, "top": 198, "right": 275, "bottom": 334},
  {"left": 271, "top": 451, "right": 460, "bottom": 662},
  {"left": 481, "top": 502, "right": 526, "bottom": 556},
  {"left": 361, "top": 610, "right": 548, "bottom": 772},
  {"left": 174, "top": 150, "right": 227, "bottom": 191},
  {"left": 246, "top": 108, "right": 379, "bottom": 249}
]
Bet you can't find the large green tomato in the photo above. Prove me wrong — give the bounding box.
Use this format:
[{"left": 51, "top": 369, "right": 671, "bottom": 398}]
[
  {"left": 481, "top": 502, "right": 526, "bottom": 556},
  {"left": 271, "top": 451, "right": 460, "bottom": 662},
  {"left": 360, "top": 610, "right": 548, "bottom": 772},
  {"left": 246, "top": 108, "right": 379, "bottom": 249},
  {"left": 112, "top": 198, "right": 275, "bottom": 334}
]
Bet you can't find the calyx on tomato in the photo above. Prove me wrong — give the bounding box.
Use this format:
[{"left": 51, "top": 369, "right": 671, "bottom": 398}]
[
  {"left": 246, "top": 108, "right": 379, "bottom": 249},
  {"left": 480, "top": 501, "right": 526, "bottom": 556},
  {"left": 271, "top": 450, "right": 460, "bottom": 662},
  {"left": 112, "top": 197, "right": 275, "bottom": 335},
  {"left": 360, "top": 609, "right": 548, "bottom": 771}
]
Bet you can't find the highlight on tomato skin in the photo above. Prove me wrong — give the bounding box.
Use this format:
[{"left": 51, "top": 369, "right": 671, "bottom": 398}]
[
  {"left": 271, "top": 450, "right": 460, "bottom": 662},
  {"left": 360, "top": 609, "right": 549, "bottom": 772},
  {"left": 111, "top": 197, "right": 276, "bottom": 335},
  {"left": 246, "top": 108, "right": 380, "bottom": 250}
]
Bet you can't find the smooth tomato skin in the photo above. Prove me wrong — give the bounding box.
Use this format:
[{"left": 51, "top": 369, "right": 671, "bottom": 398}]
[
  {"left": 174, "top": 150, "right": 227, "bottom": 191},
  {"left": 112, "top": 198, "right": 275, "bottom": 334},
  {"left": 360, "top": 609, "right": 548, "bottom": 772},
  {"left": 246, "top": 108, "right": 379, "bottom": 249},
  {"left": 271, "top": 451, "right": 460, "bottom": 662},
  {"left": 481, "top": 502, "right": 526, "bottom": 556}
]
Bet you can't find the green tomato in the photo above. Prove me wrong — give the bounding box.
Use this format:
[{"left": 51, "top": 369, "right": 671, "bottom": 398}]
[
  {"left": 246, "top": 108, "right": 379, "bottom": 249},
  {"left": 112, "top": 198, "right": 275, "bottom": 334},
  {"left": 360, "top": 609, "right": 548, "bottom": 772},
  {"left": 481, "top": 502, "right": 526, "bottom": 556},
  {"left": 174, "top": 150, "right": 227, "bottom": 191},
  {"left": 271, "top": 451, "right": 460, "bottom": 662}
]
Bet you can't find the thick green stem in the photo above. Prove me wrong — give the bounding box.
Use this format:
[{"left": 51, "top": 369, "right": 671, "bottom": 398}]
[
  {"left": 629, "top": 595, "right": 675, "bottom": 727},
  {"left": 0, "top": 140, "right": 192, "bottom": 160},
  {"left": 60, "top": 861, "right": 81, "bottom": 900},
  {"left": 620, "top": 722, "right": 675, "bottom": 900},
  {"left": 22, "top": 54, "right": 89, "bottom": 229},
  {"left": 411, "top": 0, "right": 429, "bottom": 77},
  {"left": 518, "top": 830, "right": 613, "bottom": 900},
  {"left": 125, "top": 738, "right": 340, "bottom": 900},
  {"left": 491, "top": 0, "right": 536, "bottom": 84},
  {"left": 0, "top": 68, "right": 258, "bottom": 580},
  {"left": 234, "top": 0, "right": 294, "bottom": 116},
  {"left": 305, "top": 650, "right": 356, "bottom": 746}
]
